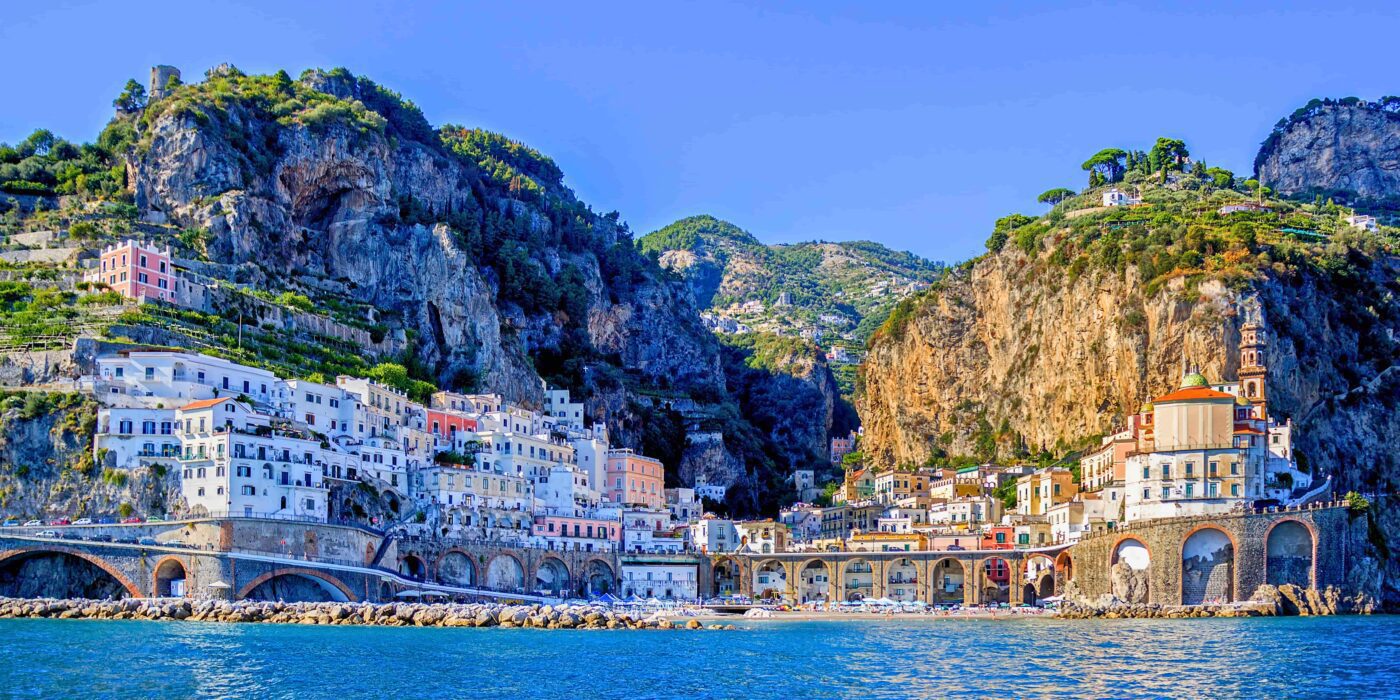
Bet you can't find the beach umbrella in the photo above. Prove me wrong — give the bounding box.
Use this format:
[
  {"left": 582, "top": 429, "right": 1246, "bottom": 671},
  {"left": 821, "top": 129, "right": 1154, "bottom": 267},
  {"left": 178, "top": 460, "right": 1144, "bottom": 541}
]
[{"left": 596, "top": 593, "right": 620, "bottom": 604}]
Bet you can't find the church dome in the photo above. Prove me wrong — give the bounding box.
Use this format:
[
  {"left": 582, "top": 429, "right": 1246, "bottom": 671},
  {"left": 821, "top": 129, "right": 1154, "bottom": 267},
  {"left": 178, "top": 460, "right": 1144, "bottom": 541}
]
[
  {"left": 1180, "top": 372, "right": 1209, "bottom": 389},
  {"left": 1236, "top": 395, "right": 1251, "bottom": 406}
]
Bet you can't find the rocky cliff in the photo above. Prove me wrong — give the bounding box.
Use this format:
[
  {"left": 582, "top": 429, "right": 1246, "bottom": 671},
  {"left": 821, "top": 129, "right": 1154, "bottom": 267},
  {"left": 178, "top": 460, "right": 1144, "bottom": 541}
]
[
  {"left": 859, "top": 185, "right": 1400, "bottom": 495},
  {"left": 1256, "top": 98, "right": 1400, "bottom": 201},
  {"left": 0, "top": 392, "right": 181, "bottom": 520},
  {"left": 130, "top": 67, "right": 720, "bottom": 405}
]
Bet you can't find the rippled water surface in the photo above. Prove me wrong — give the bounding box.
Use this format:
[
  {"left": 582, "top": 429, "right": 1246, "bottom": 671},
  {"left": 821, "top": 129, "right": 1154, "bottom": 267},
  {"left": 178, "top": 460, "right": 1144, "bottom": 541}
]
[{"left": 1, "top": 616, "right": 1395, "bottom": 699}]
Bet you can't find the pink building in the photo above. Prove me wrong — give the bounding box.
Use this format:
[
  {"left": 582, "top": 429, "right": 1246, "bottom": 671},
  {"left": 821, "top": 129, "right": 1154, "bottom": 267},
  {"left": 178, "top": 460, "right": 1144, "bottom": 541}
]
[
  {"left": 604, "top": 449, "right": 665, "bottom": 508},
  {"left": 532, "top": 514, "right": 622, "bottom": 552},
  {"left": 88, "top": 240, "right": 176, "bottom": 303},
  {"left": 426, "top": 409, "right": 478, "bottom": 443}
]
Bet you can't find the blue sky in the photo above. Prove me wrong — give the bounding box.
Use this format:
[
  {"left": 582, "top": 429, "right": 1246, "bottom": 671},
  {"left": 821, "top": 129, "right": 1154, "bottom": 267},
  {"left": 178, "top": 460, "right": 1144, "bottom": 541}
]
[{"left": 3, "top": 1, "right": 1398, "bottom": 262}]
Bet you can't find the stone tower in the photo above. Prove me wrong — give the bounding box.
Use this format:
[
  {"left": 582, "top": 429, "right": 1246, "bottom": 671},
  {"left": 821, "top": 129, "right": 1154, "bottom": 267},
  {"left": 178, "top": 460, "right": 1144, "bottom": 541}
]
[
  {"left": 1238, "top": 297, "right": 1267, "bottom": 419},
  {"left": 150, "top": 65, "right": 181, "bottom": 100}
]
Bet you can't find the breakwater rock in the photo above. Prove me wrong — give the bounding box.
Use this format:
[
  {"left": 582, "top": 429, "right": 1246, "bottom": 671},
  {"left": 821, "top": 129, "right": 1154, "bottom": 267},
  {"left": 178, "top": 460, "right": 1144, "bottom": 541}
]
[
  {"left": 1058, "top": 583, "right": 1377, "bottom": 619},
  {"left": 0, "top": 597, "right": 735, "bottom": 631}
]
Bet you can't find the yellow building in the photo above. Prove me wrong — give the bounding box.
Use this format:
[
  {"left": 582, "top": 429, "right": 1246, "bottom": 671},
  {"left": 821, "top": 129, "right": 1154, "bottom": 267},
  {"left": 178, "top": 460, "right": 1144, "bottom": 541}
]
[{"left": 1015, "top": 468, "right": 1077, "bottom": 517}]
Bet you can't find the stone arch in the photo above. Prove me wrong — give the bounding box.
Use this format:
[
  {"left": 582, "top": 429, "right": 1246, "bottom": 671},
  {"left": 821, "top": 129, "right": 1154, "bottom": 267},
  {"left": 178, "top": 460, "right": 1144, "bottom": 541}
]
[
  {"left": 153, "top": 556, "right": 188, "bottom": 597},
  {"left": 583, "top": 558, "right": 616, "bottom": 596},
  {"left": 399, "top": 554, "right": 427, "bottom": 579},
  {"left": 1181, "top": 525, "right": 1236, "bottom": 605},
  {"left": 929, "top": 557, "right": 967, "bottom": 604},
  {"left": 486, "top": 553, "right": 525, "bottom": 591},
  {"left": 534, "top": 556, "right": 571, "bottom": 596},
  {"left": 1265, "top": 518, "right": 1315, "bottom": 588},
  {"left": 980, "top": 556, "right": 1011, "bottom": 605},
  {"left": 1110, "top": 536, "right": 1152, "bottom": 603},
  {"left": 886, "top": 558, "right": 919, "bottom": 602},
  {"left": 0, "top": 546, "right": 142, "bottom": 599},
  {"left": 752, "top": 559, "right": 786, "bottom": 600},
  {"left": 1054, "top": 550, "right": 1075, "bottom": 595},
  {"left": 711, "top": 557, "right": 739, "bottom": 598},
  {"left": 435, "top": 549, "right": 477, "bottom": 587},
  {"left": 237, "top": 567, "right": 356, "bottom": 603},
  {"left": 842, "top": 558, "right": 874, "bottom": 601},
  {"left": 797, "top": 559, "right": 832, "bottom": 603}
]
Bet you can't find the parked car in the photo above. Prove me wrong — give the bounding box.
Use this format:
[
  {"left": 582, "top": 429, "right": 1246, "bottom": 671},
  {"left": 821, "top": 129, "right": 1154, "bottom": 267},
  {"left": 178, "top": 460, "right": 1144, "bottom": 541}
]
[
  {"left": 1, "top": 520, "right": 18, "bottom": 527},
  {"left": 121, "top": 516, "right": 143, "bottom": 524},
  {"left": 95, "top": 516, "right": 117, "bottom": 524},
  {"left": 59, "top": 532, "right": 82, "bottom": 541},
  {"left": 36, "top": 530, "right": 59, "bottom": 538},
  {"left": 22, "top": 520, "right": 41, "bottom": 527},
  {"left": 147, "top": 516, "right": 165, "bottom": 522},
  {"left": 49, "top": 518, "right": 71, "bottom": 526},
  {"left": 137, "top": 536, "right": 158, "bottom": 546},
  {"left": 73, "top": 518, "right": 93, "bottom": 526},
  {"left": 89, "top": 534, "right": 112, "bottom": 542},
  {"left": 115, "top": 536, "right": 138, "bottom": 545}
]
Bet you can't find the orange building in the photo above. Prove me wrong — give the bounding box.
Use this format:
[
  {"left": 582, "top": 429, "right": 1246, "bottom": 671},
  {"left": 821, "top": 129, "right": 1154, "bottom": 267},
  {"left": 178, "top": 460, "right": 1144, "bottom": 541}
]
[{"left": 604, "top": 449, "right": 665, "bottom": 508}]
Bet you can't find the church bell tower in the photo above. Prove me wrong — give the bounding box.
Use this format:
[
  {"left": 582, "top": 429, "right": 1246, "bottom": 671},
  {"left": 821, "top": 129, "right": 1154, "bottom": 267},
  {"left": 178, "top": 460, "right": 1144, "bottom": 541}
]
[{"left": 1238, "top": 298, "right": 1268, "bottom": 419}]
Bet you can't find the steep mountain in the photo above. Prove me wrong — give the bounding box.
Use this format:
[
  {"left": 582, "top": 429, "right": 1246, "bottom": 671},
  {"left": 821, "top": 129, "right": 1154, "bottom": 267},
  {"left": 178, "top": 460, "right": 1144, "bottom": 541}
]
[
  {"left": 859, "top": 165, "right": 1400, "bottom": 494},
  {"left": 1256, "top": 97, "right": 1400, "bottom": 208},
  {"left": 0, "top": 65, "right": 835, "bottom": 516},
  {"left": 638, "top": 215, "right": 944, "bottom": 390}
]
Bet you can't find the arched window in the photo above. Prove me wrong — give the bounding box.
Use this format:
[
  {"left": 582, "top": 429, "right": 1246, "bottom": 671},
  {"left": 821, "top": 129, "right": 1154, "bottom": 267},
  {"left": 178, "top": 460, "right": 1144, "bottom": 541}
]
[{"left": 280, "top": 496, "right": 287, "bottom": 510}]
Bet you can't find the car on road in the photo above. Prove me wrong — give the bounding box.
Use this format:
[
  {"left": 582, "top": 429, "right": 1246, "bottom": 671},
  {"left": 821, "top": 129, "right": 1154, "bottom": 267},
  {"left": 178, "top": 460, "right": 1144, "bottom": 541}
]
[
  {"left": 59, "top": 532, "right": 82, "bottom": 541},
  {"left": 88, "top": 534, "right": 112, "bottom": 542},
  {"left": 49, "top": 518, "right": 71, "bottom": 526},
  {"left": 137, "top": 536, "right": 158, "bottom": 546},
  {"left": 121, "top": 516, "right": 144, "bottom": 524},
  {"left": 73, "top": 518, "right": 93, "bottom": 525},
  {"left": 36, "top": 530, "right": 59, "bottom": 538},
  {"left": 22, "top": 520, "right": 42, "bottom": 527},
  {"left": 95, "top": 516, "right": 117, "bottom": 524},
  {"left": 147, "top": 516, "right": 165, "bottom": 522},
  {"left": 1, "top": 520, "right": 18, "bottom": 527},
  {"left": 115, "top": 536, "right": 138, "bottom": 544}
]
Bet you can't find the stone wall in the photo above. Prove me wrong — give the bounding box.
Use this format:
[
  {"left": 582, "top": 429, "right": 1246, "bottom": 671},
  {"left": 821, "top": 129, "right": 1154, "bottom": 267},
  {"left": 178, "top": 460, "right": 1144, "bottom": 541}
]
[{"left": 1066, "top": 504, "right": 1360, "bottom": 605}]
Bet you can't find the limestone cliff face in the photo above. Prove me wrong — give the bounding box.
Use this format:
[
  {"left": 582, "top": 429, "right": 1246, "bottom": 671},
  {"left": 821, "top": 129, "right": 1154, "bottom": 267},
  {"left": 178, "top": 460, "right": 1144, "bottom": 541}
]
[
  {"left": 128, "top": 69, "right": 721, "bottom": 406},
  {"left": 859, "top": 244, "right": 1400, "bottom": 493},
  {"left": 0, "top": 397, "right": 182, "bottom": 519},
  {"left": 1257, "top": 100, "right": 1400, "bottom": 199}
]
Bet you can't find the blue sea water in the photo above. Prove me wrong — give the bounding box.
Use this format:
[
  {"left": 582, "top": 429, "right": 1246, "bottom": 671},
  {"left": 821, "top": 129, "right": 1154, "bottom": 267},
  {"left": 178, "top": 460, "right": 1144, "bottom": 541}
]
[{"left": 0, "top": 616, "right": 1394, "bottom": 699}]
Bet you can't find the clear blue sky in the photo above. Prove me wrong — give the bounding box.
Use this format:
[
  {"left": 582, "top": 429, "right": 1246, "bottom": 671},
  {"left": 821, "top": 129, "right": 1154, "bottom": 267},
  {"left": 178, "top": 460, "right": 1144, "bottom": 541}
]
[{"left": 3, "top": 1, "right": 1398, "bottom": 262}]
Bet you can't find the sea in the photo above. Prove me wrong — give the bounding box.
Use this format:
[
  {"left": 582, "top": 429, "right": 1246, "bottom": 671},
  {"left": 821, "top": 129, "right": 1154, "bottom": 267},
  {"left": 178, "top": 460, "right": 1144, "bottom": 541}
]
[{"left": 0, "top": 615, "right": 1393, "bottom": 699}]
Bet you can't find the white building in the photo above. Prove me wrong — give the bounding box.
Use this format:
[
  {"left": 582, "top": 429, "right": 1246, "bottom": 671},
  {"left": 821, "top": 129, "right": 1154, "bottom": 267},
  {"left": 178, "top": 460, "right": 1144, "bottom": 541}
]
[
  {"left": 689, "top": 516, "right": 737, "bottom": 554},
  {"left": 1346, "top": 214, "right": 1379, "bottom": 232},
  {"left": 543, "top": 386, "right": 584, "bottom": 430},
  {"left": 1102, "top": 188, "right": 1142, "bottom": 207},
  {"left": 93, "top": 351, "right": 285, "bottom": 409},
  {"left": 93, "top": 406, "right": 180, "bottom": 470},
  {"left": 620, "top": 562, "right": 698, "bottom": 600},
  {"left": 175, "top": 398, "right": 328, "bottom": 521},
  {"left": 284, "top": 379, "right": 359, "bottom": 439}
]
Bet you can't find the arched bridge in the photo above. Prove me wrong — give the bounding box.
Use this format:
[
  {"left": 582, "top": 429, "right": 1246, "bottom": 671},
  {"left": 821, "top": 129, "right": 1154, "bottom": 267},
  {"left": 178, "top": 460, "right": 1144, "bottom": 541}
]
[{"left": 717, "top": 545, "right": 1072, "bottom": 606}]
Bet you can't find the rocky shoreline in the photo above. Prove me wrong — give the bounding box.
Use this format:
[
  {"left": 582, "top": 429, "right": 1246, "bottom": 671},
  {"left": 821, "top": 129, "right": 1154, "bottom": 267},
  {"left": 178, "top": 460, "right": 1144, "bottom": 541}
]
[
  {"left": 0, "top": 597, "right": 736, "bottom": 630},
  {"left": 1057, "top": 583, "right": 1380, "bottom": 619}
]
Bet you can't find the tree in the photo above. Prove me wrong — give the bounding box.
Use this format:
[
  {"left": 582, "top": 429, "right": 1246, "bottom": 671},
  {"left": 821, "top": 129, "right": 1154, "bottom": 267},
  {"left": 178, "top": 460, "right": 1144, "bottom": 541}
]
[
  {"left": 986, "top": 213, "right": 1036, "bottom": 252},
  {"left": 113, "top": 79, "right": 147, "bottom": 113},
  {"left": 1037, "top": 188, "right": 1076, "bottom": 206},
  {"left": 1081, "top": 148, "right": 1127, "bottom": 186},
  {"left": 1148, "top": 137, "right": 1189, "bottom": 181}
]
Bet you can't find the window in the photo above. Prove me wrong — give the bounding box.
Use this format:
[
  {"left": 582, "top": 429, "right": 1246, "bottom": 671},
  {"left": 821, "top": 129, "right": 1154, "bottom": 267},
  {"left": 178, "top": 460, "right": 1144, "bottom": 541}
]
[
  {"left": 1142, "top": 466, "right": 1150, "bottom": 479},
  {"left": 1208, "top": 482, "right": 1218, "bottom": 497},
  {"left": 241, "top": 485, "right": 255, "bottom": 495},
  {"left": 1185, "top": 462, "right": 1194, "bottom": 476},
  {"left": 1231, "top": 463, "right": 1239, "bottom": 475},
  {"left": 1160, "top": 465, "right": 1170, "bottom": 479},
  {"left": 1231, "top": 484, "right": 1240, "bottom": 496},
  {"left": 1209, "top": 461, "right": 1219, "bottom": 476},
  {"left": 1185, "top": 483, "right": 1194, "bottom": 498},
  {"left": 119, "top": 419, "right": 133, "bottom": 434},
  {"left": 1160, "top": 487, "right": 1169, "bottom": 499}
]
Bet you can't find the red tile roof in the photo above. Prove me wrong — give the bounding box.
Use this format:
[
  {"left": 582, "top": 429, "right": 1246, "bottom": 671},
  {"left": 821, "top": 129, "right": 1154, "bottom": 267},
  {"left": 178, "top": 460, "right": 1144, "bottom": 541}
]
[
  {"left": 180, "top": 397, "right": 231, "bottom": 411},
  {"left": 1153, "top": 387, "right": 1236, "bottom": 403}
]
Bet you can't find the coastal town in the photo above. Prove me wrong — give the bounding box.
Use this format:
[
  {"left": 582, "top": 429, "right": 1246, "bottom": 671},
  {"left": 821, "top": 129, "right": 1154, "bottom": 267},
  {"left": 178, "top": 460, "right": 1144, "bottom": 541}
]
[{"left": 0, "top": 237, "right": 1335, "bottom": 611}]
